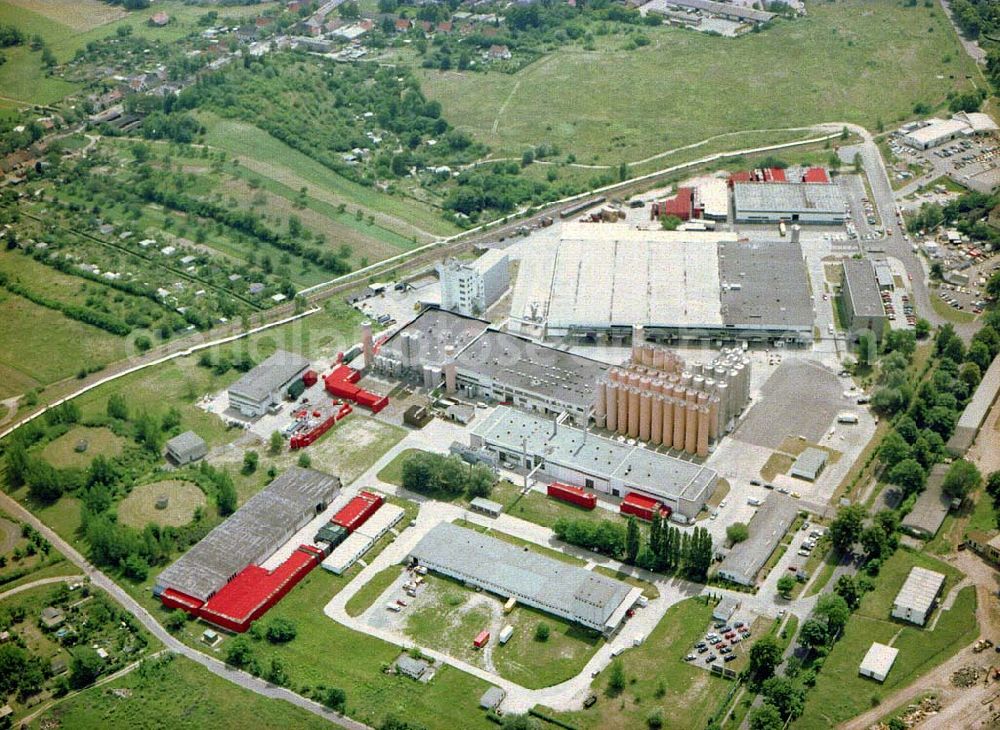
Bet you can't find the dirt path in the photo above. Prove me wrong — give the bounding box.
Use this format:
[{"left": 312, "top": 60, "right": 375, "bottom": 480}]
[
  {"left": 839, "top": 552, "right": 1000, "bottom": 730},
  {"left": 0, "top": 574, "right": 86, "bottom": 603}
]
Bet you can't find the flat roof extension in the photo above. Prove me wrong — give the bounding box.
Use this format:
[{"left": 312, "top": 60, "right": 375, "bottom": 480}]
[{"left": 229, "top": 349, "right": 309, "bottom": 402}]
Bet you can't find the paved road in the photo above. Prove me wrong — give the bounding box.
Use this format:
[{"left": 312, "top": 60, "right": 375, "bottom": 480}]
[
  {"left": 0, "top": 491, "right": 367, "bottom": 729},
  {"left": 0, "top": 573, "right": 84, "bottom": 602}
]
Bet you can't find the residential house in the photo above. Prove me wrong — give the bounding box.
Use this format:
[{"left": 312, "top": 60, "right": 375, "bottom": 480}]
[
  {"left": 486, "top": 44, "right": 511, "bottom": 61},
  {"left": 437, "top": 21, "right": 453, "bottom": 33},
  {"left": 966, "top": 530, "right": 1000, "bottom": 567},
  {"left": 395, "top": 18, "right": 412, "bottom": 32}
]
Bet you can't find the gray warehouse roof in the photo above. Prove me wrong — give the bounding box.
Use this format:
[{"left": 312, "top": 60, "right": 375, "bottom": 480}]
[
  {"left": 473, "top": 406, "right": 717, "bottom": 503},
  {"left": 947, "top": 354, "right": 1000, "bottom": 455},
  {"left": 228, "top": 349, "right": 309, "bottom": 402},
  {"left": 719, "top": 240, "right": 813, "bottom": 330},
  {"left": 717, "top": 495, "right": 798, "bottom": 585},
  {"left": 665, "top": 0, "right": 774, "bottom": 22},
  {"left": 156, "top": 467, "right": 340, "bottom": 601},
  {"left": 734, "top": 182, "right": 847, "bottom": 216},
  {"left": 381, "top": 308, "right": 489, "bottom": 369},
  {"left": 410, "top": 522, "right": 633, "bottom": 630},
  {"left": 842, "top": 259, "right": 886, "bottom": 319},
  {"left": 901, "top": 464, "right": 950, "bottom": 538},
  {"left": 455, "top": 329, "right": 608, "bottom": 412},
  {"left": 893, "top": 566, "right": 945, "bottom": 615}
]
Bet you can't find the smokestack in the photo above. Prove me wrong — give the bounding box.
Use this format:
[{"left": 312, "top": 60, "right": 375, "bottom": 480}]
[
  {"left": 361, "top": 321, "right": 374, "bottom": 367},
  {"left": 444, "top": 344, "right": 457, "bottom": 394}
]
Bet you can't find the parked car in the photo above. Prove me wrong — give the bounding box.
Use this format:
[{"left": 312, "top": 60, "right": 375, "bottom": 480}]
[{"left": 685, "top": 654, "right": 697, "bottom": 662}]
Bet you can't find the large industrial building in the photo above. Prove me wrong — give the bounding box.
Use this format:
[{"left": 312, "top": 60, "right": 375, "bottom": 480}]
[
  {"left": 733, "top": 182, "right": 847, "bottom": 225},
  {"left": 409, "top": 522, "right": 642, "bottom": 634},
  {"left": 470, "top": 406, "right": 718, "bottom": 519},
  {"left": 437, "top": 249, "right": 510, "bottom": 317},
  {"left": 716, "top": 496, "right": 798, "bottom": 586},
  {"left": 372, "top": 308, "right": 608, "bottom": 424},
  {"left": 891, "top": 567, "right": 945, "bottom": 626},
  {"left": 840, "top": 258, "right": 888, "bottom": 341},
  {"left": 595, "top": 335, "right": 751, "bottom": 457},
  {"left": 900, "top": 113, "right": 997, "bottom": 150},
  {"left": 508, "top": 224, "right": 813, "bottom": 345},
  {"left": 155, "top": 467, "right": 340, "bottom": 631},
  {"left": 228, "top": 349, "right": 310, "bottom": 417}
]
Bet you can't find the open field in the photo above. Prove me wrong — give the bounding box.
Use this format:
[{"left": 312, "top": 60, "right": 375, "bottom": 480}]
[
  {"left": 118, "top": 480, "right": 207, "bottom": 529},
  {"left": 854, "top": 548, "right": 963, "bottom": 622},
  {"left": 39, "top": 426, "right": 127, "bottom": 470},
  {"left": 492, "top": 603, "right": 603, "bottom": 689},
  {"left": 300, "top": 417, "right": 408, "bottom": 486},
  {"left": 0, "top": 291, "right": 129, "bottom": 399},
  {"left": 31, "top": 653, "right": 332, "bottom": 730},
  {"left": 420, "top": 0, "right": 979, "bottom": 166},
  {"left": 1, "top": 0, "right": 125, "bottom": 31},
  {"left": 543, "top": 596, "right": 725, "bottom": 730},
  {"left": 200, "top": 115, "right": 459, "bottom": 241},
  {"left": 345, "top": 564, "right": 404, "bottom": 618},
  {"left": 796, "top": 586, "right": 978, "bottom": 729}
]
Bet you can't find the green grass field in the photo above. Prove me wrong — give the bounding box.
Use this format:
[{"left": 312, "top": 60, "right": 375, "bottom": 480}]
[
  {"left": 853, "top": 548, "right": 963, "bottom": 622},
  {"left": 543, "top": 596, "right": 725, "bottom": 730},
  {"left": 199, "top": 115, "right": 459, "bottom": 241},
  {"left": 344, "top": 564, "right": 404, "bottom": 618},
  {"left": 492, "top": 603, "right": 603, "bottom": 689},
  {"left": 30, "top": 653, "right": 332, "bottom": 730},
  {"left": 419, "top": 0, "right": 979, "bottom": 166},
  {"left": 796, "top": 586, "right": 978, "bottom": 729},
  {"left": 0, "top": 290, "right": 129, "bottom": 399},
  {"left": 39, "top": 426, "right": 126, "bottom": 470},
  {"left": 117, "top": 480, "right": 207, "bottom": 529},
  {"left": 375, "top": 447, "right": 426, "bottom": 486}
]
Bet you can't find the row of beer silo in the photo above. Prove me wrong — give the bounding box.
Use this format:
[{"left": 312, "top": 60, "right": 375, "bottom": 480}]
[{"left": 593, "top": 347, "right": 751, "bottom": 458}]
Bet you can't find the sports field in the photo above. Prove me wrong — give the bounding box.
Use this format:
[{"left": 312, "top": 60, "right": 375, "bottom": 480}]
[
  {"left": 118, "top": 480, "right": 207, "bottom": 529},
  {"left": 419, "top": 0, "right": 981, "bottom": 166}
]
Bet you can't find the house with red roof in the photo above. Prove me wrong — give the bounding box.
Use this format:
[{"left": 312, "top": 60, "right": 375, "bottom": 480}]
[{"left": 395, "top": 18, "right": 412, "bottom": 32}]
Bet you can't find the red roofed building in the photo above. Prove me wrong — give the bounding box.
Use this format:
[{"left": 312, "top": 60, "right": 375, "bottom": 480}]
[
  {"left": 650, "top": 187, "right": 702, "bottom": 221},
  {"left": 395, "top": 18, "right": 412, "bottom": 32},
  {"left": 802, "top": 167, "right": 830, "bottom": 183},
  {"left": 198, "top": 546, "right": 321, "bottom": 632},
  {"left": 437, "top": 21, "right": 453, "bottom": 33},
  {"left": 763, "top": 167, "right": 786, "bottom": 182}
]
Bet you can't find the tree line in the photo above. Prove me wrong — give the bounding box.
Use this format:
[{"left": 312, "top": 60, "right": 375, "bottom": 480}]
[
  {"left": 0, "top": 271, "right": 131, "bottom": 336},
  {"left": 553, "top": 512, "right": 713, "bottom": 582},
  {"left": 400, "top": 451, "right": 496, "bottom": 500}
]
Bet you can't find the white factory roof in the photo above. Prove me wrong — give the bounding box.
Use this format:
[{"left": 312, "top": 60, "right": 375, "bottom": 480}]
[
  {"left": 954, "top": 111, "right": 999, "bottom": 134},
  {"left": 697, "top": 178, "right": 729, "bottom": 219},
  {"left": 510, "top": 224, "right": 732, "bottom": 330},
  {"left": 893, "top": 566, "right": 945, "bottom": 614},
  {"left": 473, "top": 406, "right": 717, "bottom": 502},
  {"left": 469, "top": 247, "right": 508, "bottom": 275},
  {"left": 356, "top": 503, "right": 405, "bottom": 540},
  {"left": 904, "top": 118, "right": 969, "bottom": 146},
  {"left": 228, "top": 350, "right": 309, "bottom": 402},
  {"left": 859, "top": 642, "right": 898, "bottom": 680},
  {"left": 321, "top": 531, "right": 375, "bottom": 573}
]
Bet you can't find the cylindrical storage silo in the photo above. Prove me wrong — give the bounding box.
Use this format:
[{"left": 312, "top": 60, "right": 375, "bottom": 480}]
[
  {"left": 631, "top": 324, "right": 645, "bottom": 363},
  {"left": 617, "top": 385, "right": 628, "bottom": 434},
  {"left": 673, "top": 395, "right": 685, "bottom": 450},
  {"left": 652, "top": 348, "right": 664, "bottom": 371},
  {"left": 662, "top": 396, "right": 673, "bottom": 447},
  {"left": 607, "top": 384, "right": 618, "bottom": 432},
  {"left": 595, "top": 381, "right": 607, "bottom": 428},
  {"left": 444, "top": 362, "right": 457, "bottom": 393},
  {"left": 716, "top": 381, "right": 729, "bottom": 430},
  {"left": 681, "top": 370, "right": 692, "bottom": 388},
  {"left": 684, "top": 391, "right": 698, "bottom": 454},
  {"left": 651, "top": 396, "right": 663, "bottom": 445},
  {"left": 642, "top": 344, "right": 653, "bottom": 367},
  {"left": 639, "top": 389, "right": 651, "bottom": 442},
  {"left": 697, "top": 407, "right": 710, "bottom": 458},
  {"left": 708, "top": 395, "right": 720, "bottom": 441},
  {"left": 627, "top": 388, "right": 640, "bottom": 438}
]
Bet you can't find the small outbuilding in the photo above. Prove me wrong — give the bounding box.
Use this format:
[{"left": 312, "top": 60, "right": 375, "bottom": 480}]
[
  {"left": 479, "top": 686, "right": 506, "bottom": 710},
  {"left": 40, "top": 606, "right": 65, "bottom": 629},
  {"left": 859, "top": 642, "right": 898, "bottom": 682},
  {"left": 713, "top": 595, "right": 740, "bottom": 622},
  {"left": 395, "top": 654, "right": 429, "bottom": 680},
  {"left": 790, "top": 447, "right": 828, "bottom": 482},
  {"left": 166, "top": 431, "right": 208, "bottom": 465},
  {"left": 891, "top": 567, "right": 945, "bottom": 626},
  {"left": 469, "top": 497, "right": 502, "bottom": 518}
]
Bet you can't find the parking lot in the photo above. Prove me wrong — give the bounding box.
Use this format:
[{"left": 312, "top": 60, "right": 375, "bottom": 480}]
[{"left": 888, "top": 132, "right": 1000, "bottom": 195}]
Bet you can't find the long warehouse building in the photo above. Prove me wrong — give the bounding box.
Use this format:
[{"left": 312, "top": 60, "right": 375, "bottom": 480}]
[
  {"left": 155, "top": 467, "right": 340, "bottom": 603},
  {"left": 470, "top": 406, "right": 717, "bottom": 519},
  {"left": 716, "top": 496, "right": 798, "bottom": 586},
  {"left": 409, "top": 522, "right": 642, "bottom": 635},
  {"left": 508, "top": 225, "right": 813, "bottom": 345}
]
